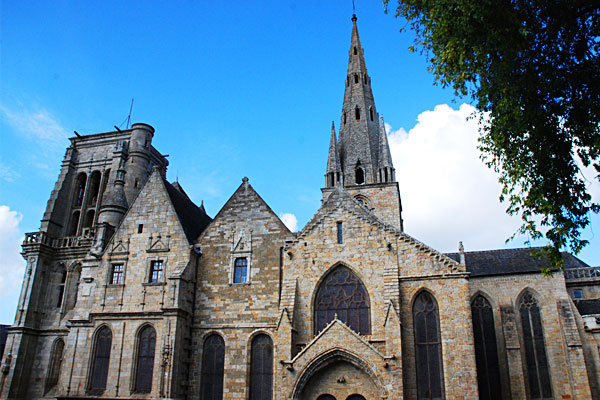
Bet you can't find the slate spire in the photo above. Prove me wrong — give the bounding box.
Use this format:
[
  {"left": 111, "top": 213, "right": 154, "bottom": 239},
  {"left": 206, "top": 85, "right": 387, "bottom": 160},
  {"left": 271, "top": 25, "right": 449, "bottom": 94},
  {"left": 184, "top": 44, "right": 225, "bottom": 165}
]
[
  {"left": 378, "top": 115, "right": 395, "bottom": 182},
  {"left": 335, "top": 14, "right": 391, "bottom": 186},
  {"left": 325, "top": 121, "right": 342, "bottom": 187}
]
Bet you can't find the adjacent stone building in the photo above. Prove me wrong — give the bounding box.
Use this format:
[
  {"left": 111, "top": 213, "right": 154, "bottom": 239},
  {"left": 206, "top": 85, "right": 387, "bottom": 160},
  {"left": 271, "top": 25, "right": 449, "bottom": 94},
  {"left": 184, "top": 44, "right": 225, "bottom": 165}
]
[{"left": 1, "top": 15, "right": 599, "bottom": 400}]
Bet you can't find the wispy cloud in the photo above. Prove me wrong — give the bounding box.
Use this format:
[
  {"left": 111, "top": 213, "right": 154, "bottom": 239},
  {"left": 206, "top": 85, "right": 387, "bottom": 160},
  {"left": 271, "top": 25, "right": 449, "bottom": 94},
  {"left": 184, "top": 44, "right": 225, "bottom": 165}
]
[
  {"left": 0, "top": 205, "right": 25, "bottom": 323},
  {"left": 0, "top": 103, "right": 70, "bottom": 149},
  {"left": 0, "top": 162, "right": 21, "bottom": 183}
]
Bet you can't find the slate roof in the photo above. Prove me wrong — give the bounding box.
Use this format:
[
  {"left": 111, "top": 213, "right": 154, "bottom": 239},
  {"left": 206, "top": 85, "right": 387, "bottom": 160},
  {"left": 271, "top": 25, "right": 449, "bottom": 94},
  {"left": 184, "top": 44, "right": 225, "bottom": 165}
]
[
  {"left": 445, "top": 247, "right": 590, "bottom": 277},
  {"left": 574, "top": 299, "right": 600, "bottom": 316},
  {"left": 165, "top": 180, "right": 212, "bottom": 243}
]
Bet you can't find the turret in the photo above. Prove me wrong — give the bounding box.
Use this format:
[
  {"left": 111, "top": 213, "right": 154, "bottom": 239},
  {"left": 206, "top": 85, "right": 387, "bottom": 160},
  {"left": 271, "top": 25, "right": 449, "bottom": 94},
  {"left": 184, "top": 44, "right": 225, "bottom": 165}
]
[{"left": 125, "top": 123, "right": 155, "bottom": 200}]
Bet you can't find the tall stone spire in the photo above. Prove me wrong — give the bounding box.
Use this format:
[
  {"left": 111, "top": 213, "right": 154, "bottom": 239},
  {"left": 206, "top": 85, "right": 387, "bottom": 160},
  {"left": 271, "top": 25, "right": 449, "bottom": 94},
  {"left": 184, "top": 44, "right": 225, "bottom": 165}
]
[
  {"left": 325, "top": 121, "right": 342, "bottom": 187},
  {"left": 337, "top": 14, "right": 389, "bottom": 186}
]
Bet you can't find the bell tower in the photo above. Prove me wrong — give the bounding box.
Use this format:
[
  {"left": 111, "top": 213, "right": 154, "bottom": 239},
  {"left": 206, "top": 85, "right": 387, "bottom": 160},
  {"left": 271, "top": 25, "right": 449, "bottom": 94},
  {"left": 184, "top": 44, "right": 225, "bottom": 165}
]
[{"left": 323, "top": 15, "right": 403, "bottom": 230}]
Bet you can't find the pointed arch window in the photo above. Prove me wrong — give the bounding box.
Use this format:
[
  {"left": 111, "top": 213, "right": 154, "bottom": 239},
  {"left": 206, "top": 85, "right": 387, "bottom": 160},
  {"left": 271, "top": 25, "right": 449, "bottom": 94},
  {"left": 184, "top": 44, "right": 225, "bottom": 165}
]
[
  {"left": 519, "top": 293, "right": 552, "bottom": 399},
  {"left": 45, "top": 338, "right": 65, "bottom": 393},
  {"left": 134, "top": 325, "right": 156, "bottom": 393},
  {"left": 353, "top": 46, "right": 358, "bottom": 55},
  {"left": 88, "top": 326, "right": 112, "bottom": 393},
  {"left": 413, "top": 291, "right": 444, "bottom": 399},
  {"left": 369, "top": 107, "right": 374, "bottom": 121},
  {"left": 471, "top": 295, "right": 502, "bottom": 400},
  {"left": 314, "top": 265, "right": 370, "bottom": 335},
  {"left": 74, "top": 173, "right": 87, "bottom": 207},
  {"left": 355, "top": 167, "right": 364, "bottom": 185},
  {"left": 354, "top": 74, "right": 359, "bottom": 84},
  {"left": 355, "top": 107, "right": 361, "bottom": 121},
  {"left": 317, "top": 395, "right": 336, "bottom": 400},
  {"left": 201, "top": 334, "right": 225, "bottom": 400},
  {"left": 250, "top": 334, "right": 273, "bottom": 400}
]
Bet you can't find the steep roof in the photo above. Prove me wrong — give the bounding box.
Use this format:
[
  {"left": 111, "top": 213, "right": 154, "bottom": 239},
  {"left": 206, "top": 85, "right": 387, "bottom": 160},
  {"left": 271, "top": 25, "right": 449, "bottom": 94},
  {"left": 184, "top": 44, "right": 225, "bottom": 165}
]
[
  {"left": 164, "top": 180, "right": 212, "bottom": 243},
  {"left": 445, "top": 248, "right": 591, "bottom": 277}
]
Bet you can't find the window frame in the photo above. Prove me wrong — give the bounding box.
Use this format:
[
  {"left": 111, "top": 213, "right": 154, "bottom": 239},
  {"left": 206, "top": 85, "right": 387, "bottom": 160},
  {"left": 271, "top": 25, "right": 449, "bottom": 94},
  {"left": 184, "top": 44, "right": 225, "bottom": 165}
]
[
  {"left": 200, "top": 334, "right": 225, "bottom": 400},
  {"left": 249, "top": 334, "right": 274, "bottom": 400},
  {"left": 148, "top": 259, "right": 165, "bottom": 284},
  {"left": 132, "top": 324, "right": 157, "bottom": 394},
  {"left": 87, "top": 325, "right": 113, "bottom": 394},
  {"left": 233, "top": 257, "right": 248, "bottom": 284},
  {"left": 109, "top": 263, "right": 125, "bottom": 285}
]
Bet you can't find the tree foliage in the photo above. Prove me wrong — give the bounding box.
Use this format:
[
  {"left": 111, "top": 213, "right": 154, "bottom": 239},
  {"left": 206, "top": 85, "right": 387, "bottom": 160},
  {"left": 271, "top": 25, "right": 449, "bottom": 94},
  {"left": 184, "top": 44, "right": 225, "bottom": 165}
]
[{"left": 384, "top": 0, "right": 600, "bottom": 268}]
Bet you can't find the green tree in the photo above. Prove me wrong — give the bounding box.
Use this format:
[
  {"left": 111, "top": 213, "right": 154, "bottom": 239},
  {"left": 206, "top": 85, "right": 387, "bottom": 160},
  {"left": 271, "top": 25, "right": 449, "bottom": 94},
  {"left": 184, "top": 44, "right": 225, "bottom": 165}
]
[{"left": 384, "top": 0, "right": 600, "bottom": 270}]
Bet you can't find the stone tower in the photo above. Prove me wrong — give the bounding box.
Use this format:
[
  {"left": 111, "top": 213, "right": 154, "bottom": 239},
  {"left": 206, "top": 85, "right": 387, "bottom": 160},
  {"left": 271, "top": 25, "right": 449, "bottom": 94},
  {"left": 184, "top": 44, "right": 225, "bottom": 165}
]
[{"left": 323, "top": 15, "right": 403, "bottom": 230}]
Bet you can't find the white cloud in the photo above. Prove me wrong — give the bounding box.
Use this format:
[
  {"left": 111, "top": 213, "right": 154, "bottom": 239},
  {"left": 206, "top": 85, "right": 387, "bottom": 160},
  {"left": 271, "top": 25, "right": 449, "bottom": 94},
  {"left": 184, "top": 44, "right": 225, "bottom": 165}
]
[
  {"left": 0, "top": 103, "right": 69, "bottom": 148},
  {"left": 0, "top": 205, "right": 25, "bottom": 323},
  {"left": 389, "top": 103, "right": 523, "bottom": 253},
  {"left": 280, "top": 212, "right": 298, "bottom": 232}
]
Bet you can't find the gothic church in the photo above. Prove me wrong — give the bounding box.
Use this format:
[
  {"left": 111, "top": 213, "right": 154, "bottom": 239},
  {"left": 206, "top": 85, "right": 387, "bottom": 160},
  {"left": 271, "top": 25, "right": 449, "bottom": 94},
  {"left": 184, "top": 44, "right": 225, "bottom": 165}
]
[{"left": 2, "top": 15, "right": 600, "bottom": 400}]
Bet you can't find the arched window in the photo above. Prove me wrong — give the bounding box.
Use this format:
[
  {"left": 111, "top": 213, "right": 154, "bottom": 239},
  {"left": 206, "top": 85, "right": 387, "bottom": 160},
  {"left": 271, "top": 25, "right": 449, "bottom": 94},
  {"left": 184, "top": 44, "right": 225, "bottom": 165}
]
[
  {"left": 354, "top": 74, "right": 359, "bottom": 84},
  {"left": 56, "top": 269, "right": 67, "bottom": 308},
  {"left": 369, "top": 107, "right": 374, "bottom": 121},
  {"left": 45, "top": 338, "right": 65, "bottom": 393},
  {"left": 74, "top": 173, "right": 87, "bottom": 207},
  {"left": 355, "top": 168, "right": 365, "bottom": 185},
  {"left": 201, "top": 334, "right": 225, "bottom": 400},
  {"left": 355, "top": 107, "right": 360, "bottom": 121},
  {"left": 69, "top": 211, "right": 80, "bottom": 236},
  {"left": 87, "top": 171, "right": 101, "bottom": 206},
  {"left": 250, "top": 334, "right": 273, "bottom": 400},
  {"left": 314, "top": 265, "right": 370, "bottom": 335},
  {"left": 88, "top": 326, "right": 112, "bottom": 393},
  {"left": 471, "top": 295, "right": 502, "bottom": 400},
  {"left": 519, "top": 293, "right": 552, "bottom": 399},
  {"left": 134, "top": 325, "right": 156, "bottom": 393},
  {"left": 353, "top": 46, "right": 358, "bottom": 55},
  {"left": 347, "top": 396, "right": 366, "bottom": 400},
  {"left": 413, "top": 291, "right": 444, "bottom": 399}
]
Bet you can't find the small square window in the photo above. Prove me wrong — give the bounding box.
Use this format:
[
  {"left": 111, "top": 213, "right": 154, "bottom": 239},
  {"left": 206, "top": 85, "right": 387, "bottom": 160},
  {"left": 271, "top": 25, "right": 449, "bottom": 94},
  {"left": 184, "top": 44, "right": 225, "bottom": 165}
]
[
  {"left": 150, "top": 260, "right": 164, "bottom": 283},
  {"left": 110, "top": 264, "right": 124, "bottom": 285},
  {"left": 233, "top": 257, "right": 248, "bottom": 283},
  {"left": 573, "top": 289, "right": 584, "bottom": 299}
]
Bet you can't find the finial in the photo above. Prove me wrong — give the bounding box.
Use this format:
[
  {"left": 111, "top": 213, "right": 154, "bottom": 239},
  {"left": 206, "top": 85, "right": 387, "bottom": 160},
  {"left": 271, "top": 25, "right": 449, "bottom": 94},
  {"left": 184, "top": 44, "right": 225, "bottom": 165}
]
[
  {"left": 459, "top": 241, "right": 465, "bottom": 265},
  {"left": 242, "top": 177, "right": 249, "bottom": 183},
  {"left": 331, "top": 121, "right": 335, "bottom": 131},
  {"left": 381, "top": 115, "right": 385, "bottom": 125}
]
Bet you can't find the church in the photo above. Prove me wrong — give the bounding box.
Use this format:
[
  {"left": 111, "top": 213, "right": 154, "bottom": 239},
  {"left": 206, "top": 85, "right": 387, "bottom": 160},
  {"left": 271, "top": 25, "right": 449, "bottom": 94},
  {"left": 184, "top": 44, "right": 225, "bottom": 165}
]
[{"left": 2, "top": 15, "right": 600, "bottom": 400}]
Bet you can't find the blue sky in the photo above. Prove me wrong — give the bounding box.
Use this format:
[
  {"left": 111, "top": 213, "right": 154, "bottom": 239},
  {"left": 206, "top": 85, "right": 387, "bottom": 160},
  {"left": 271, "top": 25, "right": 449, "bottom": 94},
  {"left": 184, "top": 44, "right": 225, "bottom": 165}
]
[{"left": 1, "top": 1, "right": 598, "bottom": 324}]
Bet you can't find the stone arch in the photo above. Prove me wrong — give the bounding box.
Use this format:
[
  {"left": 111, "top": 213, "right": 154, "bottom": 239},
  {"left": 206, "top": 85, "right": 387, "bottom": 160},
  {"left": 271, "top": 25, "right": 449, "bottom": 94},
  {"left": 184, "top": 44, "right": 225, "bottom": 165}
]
[
  {"left": 291, "top": 348, "right": 388, "bottom": 400},
  {"left": 409, "top": 286, "right": 440, "bottom": 310},
  {"left": 311, "top": 263, "right": 371, "bottom": 335},
  {"left": 353, "top": 194, "right": 370, "bottom": 208},
  {"left": 470, "top": 290, "right": 498, "bottom": 310},
  {"left": 86, "top": 324, "right": 113, "bottom": 393},
  {"left": 516, "top": 287, "right": 543, "bottom": 307}
]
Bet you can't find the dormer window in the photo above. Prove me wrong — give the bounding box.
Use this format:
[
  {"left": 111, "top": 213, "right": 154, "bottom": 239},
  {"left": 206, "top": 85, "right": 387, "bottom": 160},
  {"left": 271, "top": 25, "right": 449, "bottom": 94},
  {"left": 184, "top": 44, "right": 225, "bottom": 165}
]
[{"left": 355, "top": 107, "right": 360, "bottom": 121}]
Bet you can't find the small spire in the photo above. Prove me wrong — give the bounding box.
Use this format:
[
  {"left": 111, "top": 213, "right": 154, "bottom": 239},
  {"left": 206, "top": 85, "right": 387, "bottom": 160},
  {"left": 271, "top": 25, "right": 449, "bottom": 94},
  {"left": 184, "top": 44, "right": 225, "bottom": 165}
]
[
  {"left": 378, "top": 115, "right": 393, "bottom": 169},
  {"left": 326, "top": 122, "right": 342, "bottom": 175},
  {"left": 459, "top": 241, "right": 466, "bottom": 265},
  {"left": 199, "top": 200, "right": 206, "bottom": 214}
]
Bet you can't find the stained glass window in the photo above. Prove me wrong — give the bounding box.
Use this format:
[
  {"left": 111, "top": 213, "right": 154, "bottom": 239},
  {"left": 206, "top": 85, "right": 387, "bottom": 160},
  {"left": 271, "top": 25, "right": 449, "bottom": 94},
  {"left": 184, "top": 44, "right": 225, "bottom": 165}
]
[
  {"left": 471, "top": 295, "right": 502, "bottom": 400},
  {"left": 250, "top": 334, "right": 273, "bottom": 400},
  {"left": 413, "top": 291, "right": 444, "bottom": 399},
  {"left": 314, "top": 265, "right": 370, "bottom": 335},
  {"left": 519, "top": 293, "right": 553, "bottom": 399},
  {"left": 200, "top": 334, "right": 225, "bottom": 400},
  {"left": 134, "top": 325, "right": 156, "bottom": 393},
  {"left": 89, "top": 326, "right": 112, "bottom": 393}
]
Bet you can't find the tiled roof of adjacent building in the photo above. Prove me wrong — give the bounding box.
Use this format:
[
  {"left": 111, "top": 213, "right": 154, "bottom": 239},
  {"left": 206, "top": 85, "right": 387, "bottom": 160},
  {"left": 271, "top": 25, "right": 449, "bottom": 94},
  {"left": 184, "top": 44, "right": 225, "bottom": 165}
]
[
  {"left": 445, "top": 247, "right": 590, "bottom": 277},
  {"left": 165, "top": 180, "right": 212, "bottom": 243},
  {"left": 574, "top": 299, "right": 600, "bottom": 316}
]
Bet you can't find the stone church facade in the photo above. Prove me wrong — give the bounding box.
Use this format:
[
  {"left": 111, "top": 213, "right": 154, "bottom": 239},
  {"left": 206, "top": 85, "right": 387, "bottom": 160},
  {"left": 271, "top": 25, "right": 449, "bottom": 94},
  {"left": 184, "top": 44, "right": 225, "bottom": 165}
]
[{"left": 2, "top": 15, "right": 600, "bottom": 400}]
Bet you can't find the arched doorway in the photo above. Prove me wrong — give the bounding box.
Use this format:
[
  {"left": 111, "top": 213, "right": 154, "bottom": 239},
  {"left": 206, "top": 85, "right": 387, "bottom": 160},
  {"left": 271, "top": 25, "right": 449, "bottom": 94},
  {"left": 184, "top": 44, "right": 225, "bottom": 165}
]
[{"left": 293, "top": 350, "right": 385, "bottom": 400}]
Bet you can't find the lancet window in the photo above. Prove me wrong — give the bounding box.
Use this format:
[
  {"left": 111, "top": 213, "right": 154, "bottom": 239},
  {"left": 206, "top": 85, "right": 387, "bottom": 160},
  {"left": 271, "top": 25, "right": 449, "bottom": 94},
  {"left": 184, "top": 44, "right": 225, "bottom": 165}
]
[
  {"left": 200, "top": 334, "right": 225, "bottom": 400},
  {"left": 88, "top": 326, "right": 112, "bottom": 393},
  {"left": 250, "top": 334, "right": 273, "bottom": 400},
  {"left": 471, "top": 295, "right": 502, "bottom": 400},
  {"left": 45, "top": 338, "right": 64, "bottom": 393},
  {"left": 134, "top": 325, "right": 156, "bottom": 393},
  {"left": 413, "top": 291, "right": 444, "bottom": 399},
  {"left": 519, "top": 292, "right": 553, "bottom": 399},
  {"left": 314, "top": 265, "right": 370, "bottom": 334}
]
